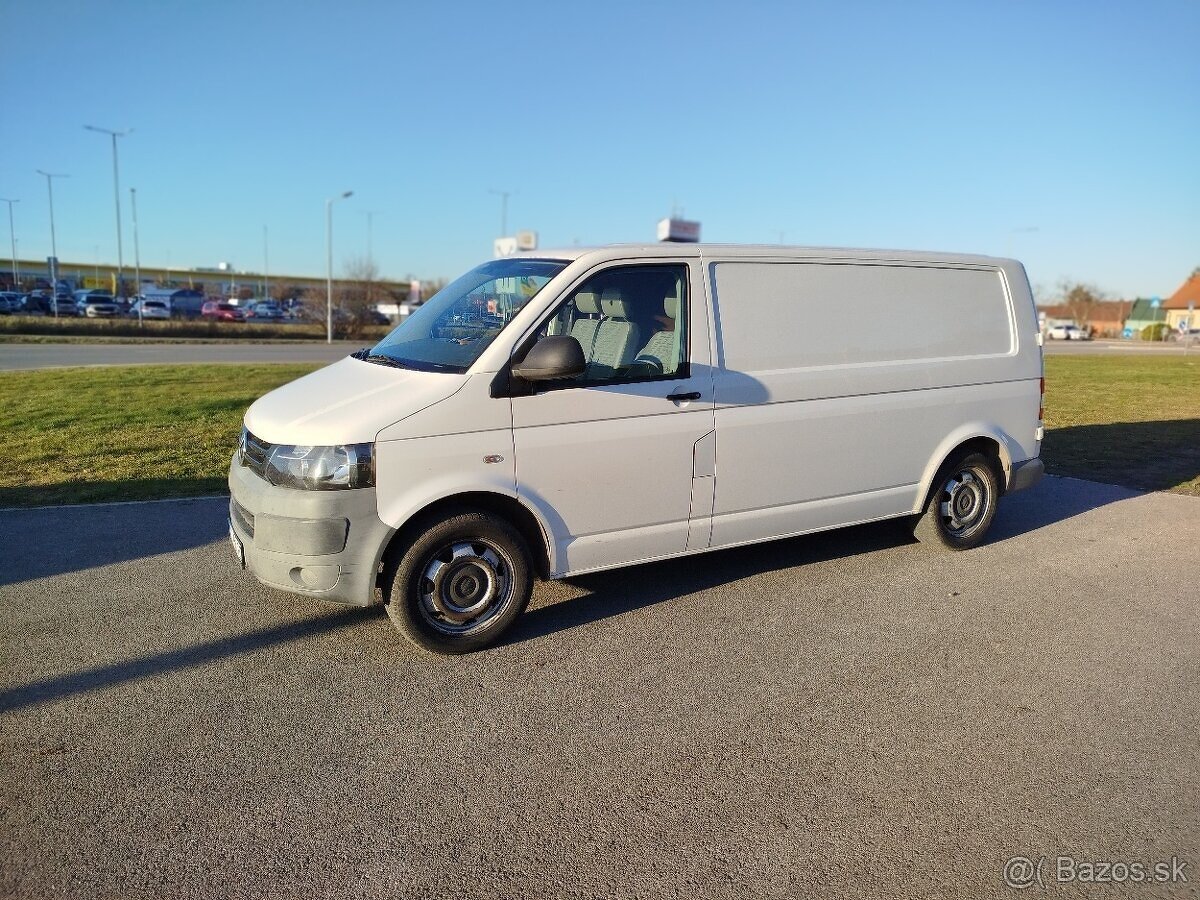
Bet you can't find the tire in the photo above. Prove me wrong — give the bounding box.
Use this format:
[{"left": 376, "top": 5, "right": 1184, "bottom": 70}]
[
  {"left": 913, "top": 452, "right": 1000, "bottom": 550},
  {"left": 383, "top": 508, "right": 533, "bottom": 654}
]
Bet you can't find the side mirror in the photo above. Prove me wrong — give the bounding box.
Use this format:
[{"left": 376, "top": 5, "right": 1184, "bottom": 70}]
[{"left": 512, "top": 335, "right": 586, "bottom": 381}]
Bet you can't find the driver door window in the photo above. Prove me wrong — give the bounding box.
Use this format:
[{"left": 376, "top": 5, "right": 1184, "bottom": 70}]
[{"left": 538, "top": 265, "right": 688, "bottom": 385}]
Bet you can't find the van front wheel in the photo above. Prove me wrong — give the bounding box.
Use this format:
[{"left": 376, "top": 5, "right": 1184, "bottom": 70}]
[
  {"left": 384, "top": 509, "right": 533, "bottom": 654},
  {"left": 914, "top": 452, "right": 999, "bottom": 550}
]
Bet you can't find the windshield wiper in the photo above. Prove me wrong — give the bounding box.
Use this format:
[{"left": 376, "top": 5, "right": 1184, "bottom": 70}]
[
  {"left": 396, "top": 359, "right": 465, "bottom": 373},
  {"left": 351, "top": 349, "right": 412, "bottom": 369}
]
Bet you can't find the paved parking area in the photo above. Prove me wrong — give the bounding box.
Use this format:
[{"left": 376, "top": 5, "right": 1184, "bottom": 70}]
[{"left": 2, "top": 478, "right": 1197, "bottom": 899}]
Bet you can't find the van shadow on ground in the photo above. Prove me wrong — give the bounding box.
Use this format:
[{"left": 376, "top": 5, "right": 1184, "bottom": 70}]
[
  {"left": 506, "top": 472, "right": 1137, "bottom": 647},
  {"left": 0, "top": 607, "right": 377, "bottom": 714},
  {"left": 1, "top": 472, "right": 1141, "bottom": 709},
  {"left": 0, "top": 492, "right": 229, "bottom": 587},
  {"left": 1040, "top": 418, "right": 1200, "bottom": 494}
]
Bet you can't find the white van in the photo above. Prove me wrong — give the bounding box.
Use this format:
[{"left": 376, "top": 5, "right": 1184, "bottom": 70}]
[{"left": 230, "top": 245, "right": 1044, "bottom": 653}]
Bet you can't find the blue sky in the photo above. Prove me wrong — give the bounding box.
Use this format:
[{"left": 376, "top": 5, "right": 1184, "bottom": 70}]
[{"left": 2, "top": 0, "right": 1197, "bottom": 299}]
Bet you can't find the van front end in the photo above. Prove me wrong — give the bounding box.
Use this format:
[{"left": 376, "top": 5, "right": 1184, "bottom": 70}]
[{"left": 227, "top": 429, "right": 393, "bottom": 607}]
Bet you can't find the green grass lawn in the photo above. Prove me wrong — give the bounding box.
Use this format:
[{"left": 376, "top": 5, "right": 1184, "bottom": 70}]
[
  {"left": 1042, "top": 355, "right": 1199, "bottom": 494},
  {"left": 0, "top": 364, "right": 319, "bottom": 507},
  {"left": 0, "top": 355, "right": 1196, "bottom": 507},
  {"left": 0, "top": 315, "right": 391, "bottom": 343}
]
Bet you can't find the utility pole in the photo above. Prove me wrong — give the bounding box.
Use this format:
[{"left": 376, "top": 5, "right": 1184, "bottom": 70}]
[
  {"left": 0, "top": 198, "right": 17, "bottom": 292},
  {"left": 362, "top": 210, "right": 382, "bottom": 263},
  {"left": 84, "top": 125, "right": 132, "bottom": 298},
  {"left": 130, "top": 187, "right": 142, "bottom": 324},
  {"left": 362, "top": 210, "right": 380, "bottom": 311},
  {"left": 263, "top": 225, "right": 269, "bottom": 302},
  {"left": 488, "top": 188, "right": 512, "bottom": 237},
  {"left": 36, "top": 170, "right": 68, "bottom": 318},
  {"left": 326, "top": 190, "right": 353, "bottom": 344}
]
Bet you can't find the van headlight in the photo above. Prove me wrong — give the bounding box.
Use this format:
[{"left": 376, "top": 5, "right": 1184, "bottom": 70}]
[
  {"left": 239, "top": 431, "right": 375, "bottom": 491},
  {"left": 266, "top": 443, "right": 374, "bottom": 490}
]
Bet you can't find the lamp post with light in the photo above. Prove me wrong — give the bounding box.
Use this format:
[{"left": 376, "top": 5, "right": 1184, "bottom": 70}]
[
  {"left": 35, "top": 169, "right": 68, "bottom": 317},
  {"left": 0, "top": 198, "right": 17, "bottom": 293},
  {"left": 84, "top": 125, "right": 132, "bottom": 298},
  {"left": 130, "top": 188, "right": 143, "bottom": 324},
  {"left": 326, "top": 190, "right": 353, "bottom": 344}
]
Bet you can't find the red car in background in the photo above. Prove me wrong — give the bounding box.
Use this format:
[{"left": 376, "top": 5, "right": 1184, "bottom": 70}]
[{"left": 201, "top": 301, "right": 246, "bottom": 322}]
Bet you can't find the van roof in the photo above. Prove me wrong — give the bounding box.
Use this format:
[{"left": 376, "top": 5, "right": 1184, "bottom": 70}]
[{"left": 516, "top": 243, "right": 1016, "bottom": 268}]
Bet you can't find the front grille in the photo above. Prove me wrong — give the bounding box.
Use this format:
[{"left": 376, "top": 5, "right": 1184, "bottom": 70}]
[
  {"left": 241, "top": 430, "right": 272, "bottom": 480},
  {"left": 230, "top": 498, "right": 255, "bottom": 538}
]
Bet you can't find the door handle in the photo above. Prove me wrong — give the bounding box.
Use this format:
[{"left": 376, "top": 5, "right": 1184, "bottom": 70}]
[{"left": 666, "top": 391, "right": 702, "bottom": 402}]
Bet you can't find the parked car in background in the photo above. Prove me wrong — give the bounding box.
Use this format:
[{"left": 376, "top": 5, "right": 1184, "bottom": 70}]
[
  {"left": 129, "top": 298, "right": 171, "bottom": 320},
  {"left": 81, "top": 296, "right": 122, "bottom": 317},
  {"left": 141, "top": 288, "right": 204, "bottom": 319},
  {"left": 48, "top": 294, "right": 79, "bottom": 317},
  {"left": 1047, "top": 324, "right": 1081, "bottom": 340},
  {"left": 246, "top": 301, "right": 283, "bottom": 319},
  {"left": 74, "top": 290, "right": 121, "bottom": 318},
  {"left": 0, "top": 293, "right": 15, "bottom": 313},
  {"left": 201, "top": 301, "right": 246, "bottom": 322}
]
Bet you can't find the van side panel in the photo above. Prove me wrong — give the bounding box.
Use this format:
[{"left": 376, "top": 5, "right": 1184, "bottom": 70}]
[
  {"left": 717, "top": 263, "right": 1013, "bottom": 369},
  {"left": 708, "top": 260, "right": 1040, "bottom": 548}
]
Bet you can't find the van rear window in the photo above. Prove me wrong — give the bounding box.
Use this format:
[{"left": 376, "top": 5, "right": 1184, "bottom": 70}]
[{"left": 712, "top": 262, "right": 1012, "bottom": 371}]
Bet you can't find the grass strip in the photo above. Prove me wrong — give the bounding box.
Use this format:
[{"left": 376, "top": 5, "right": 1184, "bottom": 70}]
[
  {"left": 0, "top": 334, "right": 343, "bottom": 345},
  {"left": 0, "top": 364, "right": 319, "bottom": 507},
  {"left": 0, "top": 355, "right": 1195, "bottom": 508},
  {"left": 1041, "top": 355, "right": 1200, "bottom": 495},
  {"left": 0, "top": 315, "right": 390, "bottom": 342}
]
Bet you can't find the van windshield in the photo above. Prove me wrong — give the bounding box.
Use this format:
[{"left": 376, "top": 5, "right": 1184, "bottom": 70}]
[{"left": 367, "top": 258, "right": 567, "bottom": 373}]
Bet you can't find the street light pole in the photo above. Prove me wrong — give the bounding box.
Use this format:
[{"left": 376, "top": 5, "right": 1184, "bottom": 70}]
[
  {"left": 0, "top": 198, "right": 17, "bottom": 293},
  {"left": 326, "top": 190, "right": 353, "bottom": 344},
  {"left": 84, "top": 125, "right": 131, "bottom": 298},
  {"left": 488, "top": 188, "right": 512, "bottom": 237},
  {"left": 130, "top": 187, "right": 142, "bottom": 325},
  {"left": 263, "top": 225, "right": 269, "bottom": 302},
  {"left": 362, "top": 210, "right": 381, "bottom": 311},
  {"left": 361, "top": 210, "right": 382, "bottom": 263},
  {"left": 36, "top": 169, "right": 68, "bottom": 318}
]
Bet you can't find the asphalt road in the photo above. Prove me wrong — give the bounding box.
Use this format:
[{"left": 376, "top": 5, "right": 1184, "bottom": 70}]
[
  {"left": 0, "top": 341, "right": 359, "bottom": 370},
  {"left": 2, "top": 478, "right": 1198, "bottom": 899},
  {"left": 1042, "top": 338, "right": 1196, "bottom": 355},
  {"left": 1, "top": 337, "right": 1196, "bottom": 370}
]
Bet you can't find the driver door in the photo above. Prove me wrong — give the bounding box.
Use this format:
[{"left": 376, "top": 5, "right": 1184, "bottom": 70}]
[{"left": 510, "top": 260, "right": 715, "bottom": 576}]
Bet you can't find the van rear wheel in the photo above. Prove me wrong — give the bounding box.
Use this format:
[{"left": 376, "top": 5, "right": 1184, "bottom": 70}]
[
  {"left": 384, "top": 508, "right": 533, "bottom": 654},
  {"left": 913, "top": 452, "right": 999, "bottom": 550}
]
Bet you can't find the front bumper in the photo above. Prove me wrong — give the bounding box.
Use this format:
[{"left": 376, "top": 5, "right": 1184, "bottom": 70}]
[{"left": 227, "top": 455, "right": 394, "bottom": 606}]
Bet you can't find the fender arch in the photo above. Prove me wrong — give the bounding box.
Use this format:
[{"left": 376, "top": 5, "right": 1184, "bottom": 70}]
[
  {"left": 914, "top": 425, "right": 1020, "bottom": 513},
  {"left": 376, "top": 489, "right": 556, "bottom": 589}
]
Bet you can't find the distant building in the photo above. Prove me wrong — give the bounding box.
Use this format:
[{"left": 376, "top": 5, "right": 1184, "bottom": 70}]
[
  {"left": 1125, "top": 298, "right": 1168, "bottom": 336},
  {"left": 1162, "top": 270, "right": 1200, "bottom": 332},
  {"left": 1037, "top": 300, "right": 1133, "bottom": 338}
]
